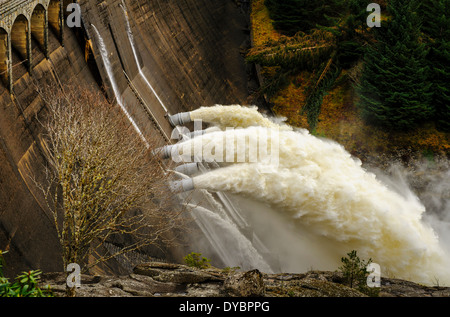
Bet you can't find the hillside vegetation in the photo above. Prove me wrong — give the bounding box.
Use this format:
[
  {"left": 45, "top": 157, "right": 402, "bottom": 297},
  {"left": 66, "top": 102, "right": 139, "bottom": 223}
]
[{"left": 249, "top": 0, "right": 449, "bottom": 162}]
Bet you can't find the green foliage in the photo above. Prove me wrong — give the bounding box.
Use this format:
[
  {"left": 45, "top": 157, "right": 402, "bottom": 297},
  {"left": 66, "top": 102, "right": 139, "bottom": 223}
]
[
  {"left": 338, "top": 250, "right": 379, "bottom": 297},
  {"left": 222, "top": 266, "right": 241, "bottom": 275},
  {"left": 257, "top": 0, "right": 447, "bottom": 134},
  {"left": 246, "top": 31, "right": 336, "bottom": 71},
  {"left": 325, "top": 0, "right": 372, "bottom": 69},
  {"left": 258, "top": 68, "right": 293, "bottom": 98},
  {"left": 420, "top": 0, "right": 450, "bottom": 40},
  {"left": 0, "top": 250, "right": 7, "bottom": 278},
  {"left": 339, "top": 250, "right": 369, "bottom": 288},
  {"left": 246, "top": 29, "right": 337, "bottom": 102},
  {"left": 422, "top": 148, "right": 436, "bottom": 164},
  {"left": 420, "top": 0, "right": 450, "bottom": 131},
  {"left": 251, "top": 1, "right": 373, "bottom": 130},
  {"left": 183, "top": 252, "right": 211, "bottom": 269},
  {"left": 0, "top": 251, "right": 53, "bottom": 297},
  {"left": 303, "top": 60, "right": 341, "bottom": 131},
  {"left": 0, "top": 271, "right": 54, "bottom": 298},
  {"left": 265, "top": 0, "right": 346, "bottom": 35},
  {"left": 357, "top": 0, "right": 433, "bottom": 130}
]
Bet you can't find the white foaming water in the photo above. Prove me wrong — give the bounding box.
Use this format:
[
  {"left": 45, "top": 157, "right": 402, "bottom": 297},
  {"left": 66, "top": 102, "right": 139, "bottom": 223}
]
[
  {"left": 190, "top": 105, "right": 290, "bottom": 130},
  {"left": 180, "top": 105, "right": 450, "bottom": 285},
  {"left": 91, "top": 25, "right": 149, "bottom": 148}
]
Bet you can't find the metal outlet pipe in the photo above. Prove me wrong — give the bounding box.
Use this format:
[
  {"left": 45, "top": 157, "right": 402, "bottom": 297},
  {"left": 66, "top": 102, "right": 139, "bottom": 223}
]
[
  {"left": 169, "top": 178, "right": 195, "bottom": 192},
  {"left": 185, "top": 126, "right": 221, "bottom": 139},
  {"left": 168, "top": 112, "right": 192, "bottom": 127},
  {"left": 153, "top": 144, "right": 177, "bottom": 159},
  {"left": 175, "top": 163, "right": 201, "bottom": 176}
]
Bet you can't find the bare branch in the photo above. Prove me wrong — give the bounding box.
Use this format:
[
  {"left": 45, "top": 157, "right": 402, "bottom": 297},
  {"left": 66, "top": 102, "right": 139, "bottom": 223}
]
[{"left": 31, "top": 82, "right": 187, "bottom": 278}]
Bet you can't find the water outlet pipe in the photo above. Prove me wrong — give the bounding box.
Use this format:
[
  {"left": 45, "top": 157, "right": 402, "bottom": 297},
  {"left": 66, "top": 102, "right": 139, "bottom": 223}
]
[
  {"left": 169, "top": 178, "right": 195, "bottom": 192},
  {"left": 168, "top": 112, "right": 192, "bottom": 127},
  {"left": 175, "top": 163, "right": 201, "bottom": 176}
]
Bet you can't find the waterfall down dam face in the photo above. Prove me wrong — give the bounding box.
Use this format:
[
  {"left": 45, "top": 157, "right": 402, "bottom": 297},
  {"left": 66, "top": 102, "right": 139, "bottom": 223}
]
[{"left": 0, "top": 0, "right": 252, "bottom": 276}]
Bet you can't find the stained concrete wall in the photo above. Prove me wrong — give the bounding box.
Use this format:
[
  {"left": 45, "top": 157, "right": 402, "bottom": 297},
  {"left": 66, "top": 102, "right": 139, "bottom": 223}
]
[
  {"left": 0, "top": 0, "right": 252, "bottom": 276},
  {"left": 0, "top": 22, "right": 97, "bottom": 276},
  {"left": 123, "top": 0, "right": 250, "bottom": 111},
  {"left": 80, "top": 0, "right": 251, "bottom": 138}
]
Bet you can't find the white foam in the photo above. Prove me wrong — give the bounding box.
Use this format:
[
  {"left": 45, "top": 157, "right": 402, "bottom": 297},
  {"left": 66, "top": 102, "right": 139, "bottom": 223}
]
[{"left": 182, "top": 105, "right": 450, "bottom": 285}]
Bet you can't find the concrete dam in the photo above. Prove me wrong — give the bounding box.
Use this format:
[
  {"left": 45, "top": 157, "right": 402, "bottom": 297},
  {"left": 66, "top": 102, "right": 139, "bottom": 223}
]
[{"left": 0, "top": 0, "right": 256, "bottom": 276}]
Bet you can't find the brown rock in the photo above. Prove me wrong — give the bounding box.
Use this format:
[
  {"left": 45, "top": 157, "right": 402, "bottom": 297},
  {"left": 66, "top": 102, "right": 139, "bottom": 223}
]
[
  {"left": 223, "top": 269, "right": 265, "bottom": 297},
  {"left": 134, "top": 262, "right": 223, "bottom": 284}
]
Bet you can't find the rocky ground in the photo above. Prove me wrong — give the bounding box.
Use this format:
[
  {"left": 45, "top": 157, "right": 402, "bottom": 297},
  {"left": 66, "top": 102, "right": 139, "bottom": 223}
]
[{"left": 39, "top": 262, "right": 450, "bottom": 297}]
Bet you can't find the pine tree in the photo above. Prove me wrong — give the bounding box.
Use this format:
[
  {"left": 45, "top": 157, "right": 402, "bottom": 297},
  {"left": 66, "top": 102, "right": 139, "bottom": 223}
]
[
  {"left": 420, "top": 0, "right": 450, "bottom": 131},
  {"left": 357, "top": 0, "right": 433, "bottom": 130},
  {"left": 265, "top": 0, "right": 345, "bottom": 35}
]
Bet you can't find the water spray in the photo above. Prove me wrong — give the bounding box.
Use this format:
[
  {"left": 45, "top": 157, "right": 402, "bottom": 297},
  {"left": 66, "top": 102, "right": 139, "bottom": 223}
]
[{"left": 168, "top": 104, "right": 450, "bottom": 285}]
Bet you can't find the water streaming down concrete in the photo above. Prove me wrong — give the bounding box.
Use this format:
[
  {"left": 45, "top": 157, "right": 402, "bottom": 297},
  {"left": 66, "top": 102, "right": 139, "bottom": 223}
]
[
  {"left": 120, "top": 2, "right": 169, "bottom": 115},
  {"left": 91, "top": 24, "right": 150, "bottom": 148},
  {"left": 185, "top": 203, "right": 273, "bottom": 273},
  {"left": 0, "top": 0, "right": 253, "bottom": 275}
]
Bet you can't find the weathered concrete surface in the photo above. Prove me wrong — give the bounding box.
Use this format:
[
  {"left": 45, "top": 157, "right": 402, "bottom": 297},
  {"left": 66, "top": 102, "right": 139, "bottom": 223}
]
[
  {"left": 0, "top": 0, "right": 67, "bottom": 89},
  {"left": 0, "top": 0, "right": 253, "bottom": 276},
  {"left": 0, "top": 24, "right": 97, "bottom": 277},
  {"left": 124, "top": 0, "right": 251, "bottom": 110},
  {"left": 79, "top": 0, "right": 252, "bottom": 139}
]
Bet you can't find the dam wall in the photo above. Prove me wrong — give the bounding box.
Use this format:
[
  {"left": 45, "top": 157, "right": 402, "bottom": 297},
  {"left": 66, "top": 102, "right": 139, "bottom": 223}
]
[
  {"left": 0, "top": 0, "right": 251, "bottom": 276},
  {"left": 0, "top": 11, "right": 97, "bottom": 275}
]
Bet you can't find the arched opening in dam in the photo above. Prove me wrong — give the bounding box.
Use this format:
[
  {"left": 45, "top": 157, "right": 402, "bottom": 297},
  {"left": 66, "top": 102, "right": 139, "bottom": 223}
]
[
  {"left": 11, "top": 14, "right": 30, "bottom": 75},
  {"left": 48, "top": 0, "right": 62, "bottom": 42},
  {"left": 0, "top": 28, "right": 8, "bottom": 86},
  {"left": 31, "top": 3, "right": 48, "bottom": 59},
  {"left": 0, "top": 0, "right": 68, "bottom": 91}
]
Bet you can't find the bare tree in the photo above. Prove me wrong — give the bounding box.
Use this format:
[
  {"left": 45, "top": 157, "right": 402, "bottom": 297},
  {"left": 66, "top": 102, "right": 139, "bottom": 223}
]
[{"left": 33, "top": 83, "right": 184, "bottom": 296}]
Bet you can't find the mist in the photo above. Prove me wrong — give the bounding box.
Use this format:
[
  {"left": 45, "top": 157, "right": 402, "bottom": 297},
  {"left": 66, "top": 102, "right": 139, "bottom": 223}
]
[{"left": 175, "top": 105, "right": 450, "bottom": 286}]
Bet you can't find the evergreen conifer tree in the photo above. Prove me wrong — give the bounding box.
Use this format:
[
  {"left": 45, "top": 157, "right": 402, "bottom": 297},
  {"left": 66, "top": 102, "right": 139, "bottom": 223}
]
[
  {"left": 420, "top": 0, "right": 450, "bottom": 131},
  {"left": 265, "top": 0, "right": 344, "bottom": 35},
  {"left": 357, "top": 0, "right": 433, "bottom": 130}
]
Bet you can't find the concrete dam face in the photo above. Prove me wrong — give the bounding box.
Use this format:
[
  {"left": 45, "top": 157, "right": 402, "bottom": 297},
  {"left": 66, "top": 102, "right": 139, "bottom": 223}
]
[{"left": 0, "top": 0, "right": 253, "bottom": 276}]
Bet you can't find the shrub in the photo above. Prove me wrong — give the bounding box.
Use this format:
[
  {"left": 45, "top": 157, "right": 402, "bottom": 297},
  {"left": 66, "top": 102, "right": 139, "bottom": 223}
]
[
  {"left": 338, "top": 250, "right": 380, "bottom": 297},
  {"left": 222, "top": 266, "right": 241, "bottom": 275},
  {"left": 183, "top": 252, "right": 211, "bottom": 269},
  {"left": 33, "top": 82, "right": 184, "bottom": 296},
  {"left": 0, "top": 251, "right": 53, "bottom": 297}
]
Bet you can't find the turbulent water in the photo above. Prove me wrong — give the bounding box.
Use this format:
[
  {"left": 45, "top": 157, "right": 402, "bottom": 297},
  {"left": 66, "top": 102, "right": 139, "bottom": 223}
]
[
  {"left": 175, "top": 105, "right": 450, "bottom": 285},
  {"left": 186, "top": 203, "right": 273, "bottom": 273}
]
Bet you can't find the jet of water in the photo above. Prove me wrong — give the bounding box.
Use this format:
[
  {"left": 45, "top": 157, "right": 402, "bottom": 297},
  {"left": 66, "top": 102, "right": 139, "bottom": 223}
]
[{"left": 172, "top": 105, "right": 450, "bottom": 285}]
